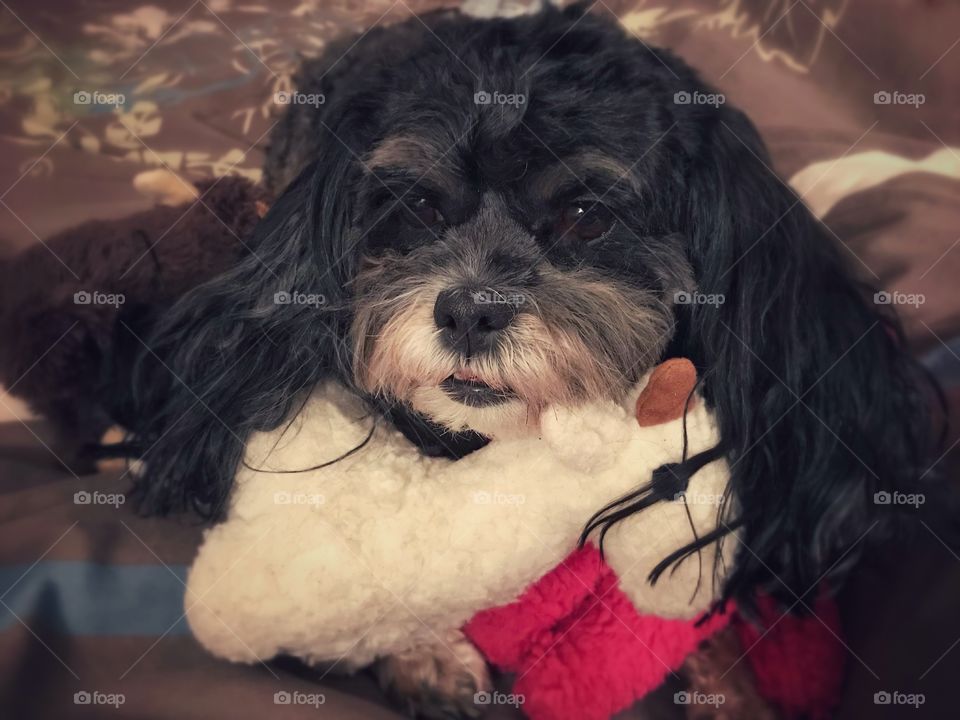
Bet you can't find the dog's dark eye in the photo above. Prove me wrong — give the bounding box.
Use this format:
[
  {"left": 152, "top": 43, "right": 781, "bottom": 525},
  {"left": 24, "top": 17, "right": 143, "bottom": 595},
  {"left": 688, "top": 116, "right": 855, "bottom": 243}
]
[
  {"left": 556, "top": 202, "right": 614, "bottom": 240},
  {"left": 403, "top": 196, "right": 444, "bottom": 228}
]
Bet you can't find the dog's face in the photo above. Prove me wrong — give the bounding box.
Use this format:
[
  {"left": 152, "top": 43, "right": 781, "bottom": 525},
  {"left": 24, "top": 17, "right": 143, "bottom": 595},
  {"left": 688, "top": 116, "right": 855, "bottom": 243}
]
[
  {"left": 298, "top": 12, "right": 700, "bottom": 437},
  {"left": 349, "top": 131, "right": 692, "bottom": 436}
]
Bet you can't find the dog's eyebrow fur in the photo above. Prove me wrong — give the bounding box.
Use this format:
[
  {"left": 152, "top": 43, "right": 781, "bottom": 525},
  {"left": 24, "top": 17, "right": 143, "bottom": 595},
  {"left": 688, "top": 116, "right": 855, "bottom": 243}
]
[
  {"left": 534, "top": 150, "right": 644, "bottom": 199},
  {"left": 365, "top": 134, "right": 464, "bottom": 184}
]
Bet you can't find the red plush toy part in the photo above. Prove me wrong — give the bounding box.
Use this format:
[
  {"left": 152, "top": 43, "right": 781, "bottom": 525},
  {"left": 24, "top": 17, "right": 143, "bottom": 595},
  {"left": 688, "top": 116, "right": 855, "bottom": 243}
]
[
  {"left": 465, "top": 544, "right": 731, "bottom": 720},
  {"left": 465, "top": 547, "right": 844, "bottom": 720},
  {"left": 464, "top": 358, "right": 845, "bottom": 719}
]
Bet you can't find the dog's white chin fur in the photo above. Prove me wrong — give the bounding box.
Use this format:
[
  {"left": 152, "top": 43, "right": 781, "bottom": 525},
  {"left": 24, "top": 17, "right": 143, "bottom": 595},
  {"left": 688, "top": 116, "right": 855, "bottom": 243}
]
[{"left": 409, "top": 386, "right": 539, "bottom": 439}]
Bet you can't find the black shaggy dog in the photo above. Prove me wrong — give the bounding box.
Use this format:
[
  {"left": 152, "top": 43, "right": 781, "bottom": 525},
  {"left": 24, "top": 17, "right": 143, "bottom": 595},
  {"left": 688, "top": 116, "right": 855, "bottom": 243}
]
[{"left": 129, "top": 2, "right": 937, "bottom": 715}]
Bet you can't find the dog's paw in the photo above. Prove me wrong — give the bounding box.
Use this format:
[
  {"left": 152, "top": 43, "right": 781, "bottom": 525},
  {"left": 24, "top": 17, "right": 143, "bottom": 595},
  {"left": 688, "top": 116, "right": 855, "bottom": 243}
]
[{"left": 375, "top": 630, "right": 492, "bottom": 719}]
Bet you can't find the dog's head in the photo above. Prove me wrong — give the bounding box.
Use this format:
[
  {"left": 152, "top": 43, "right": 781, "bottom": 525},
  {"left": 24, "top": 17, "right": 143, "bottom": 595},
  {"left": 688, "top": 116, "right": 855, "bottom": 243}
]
[
  {"left": 133, "top": 4, "right": 937, "bottom": 610},
  {"left": 256, "top": 5, "right": 709, "bottom": 441}
]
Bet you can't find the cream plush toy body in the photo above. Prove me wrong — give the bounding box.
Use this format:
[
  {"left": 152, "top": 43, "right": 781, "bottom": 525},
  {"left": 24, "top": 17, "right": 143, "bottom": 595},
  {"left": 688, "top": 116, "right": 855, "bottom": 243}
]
[{"left": 186, "top": 359, "right": 735, "bottom": 670}]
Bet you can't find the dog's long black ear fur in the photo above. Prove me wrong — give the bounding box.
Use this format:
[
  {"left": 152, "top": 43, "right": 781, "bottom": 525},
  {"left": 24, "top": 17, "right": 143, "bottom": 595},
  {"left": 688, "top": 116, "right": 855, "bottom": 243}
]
[
  {"left": 128, "top": 141, "right": 357, "bottom": 519},
  {"left": 670, "top": 106, "right": 940, "bottom": 612}
]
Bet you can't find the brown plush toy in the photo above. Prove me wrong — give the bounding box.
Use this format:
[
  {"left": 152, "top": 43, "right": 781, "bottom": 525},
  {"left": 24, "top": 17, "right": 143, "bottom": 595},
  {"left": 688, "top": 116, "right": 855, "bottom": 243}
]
[{"left": 0, "top": 177, "right": 268, "bottom": 472}]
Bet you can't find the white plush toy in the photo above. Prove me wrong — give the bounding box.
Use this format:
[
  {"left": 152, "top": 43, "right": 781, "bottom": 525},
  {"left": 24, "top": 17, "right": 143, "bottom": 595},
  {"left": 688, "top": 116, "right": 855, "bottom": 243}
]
[{"left": 185, "top": 358, "right": 734, "bottom": 670}]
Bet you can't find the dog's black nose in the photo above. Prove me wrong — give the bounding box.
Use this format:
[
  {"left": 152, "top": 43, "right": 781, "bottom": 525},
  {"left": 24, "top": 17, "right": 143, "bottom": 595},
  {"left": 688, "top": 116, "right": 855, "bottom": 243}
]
[{"left": 433, "top": 288, "right": 517, "bottom": 356}]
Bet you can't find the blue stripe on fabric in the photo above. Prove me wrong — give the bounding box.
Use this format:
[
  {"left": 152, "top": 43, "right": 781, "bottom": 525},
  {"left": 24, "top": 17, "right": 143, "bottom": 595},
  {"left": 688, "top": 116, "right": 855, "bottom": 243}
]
[{"left": 0, "top": 561, "right": 190, "bottom": 636}]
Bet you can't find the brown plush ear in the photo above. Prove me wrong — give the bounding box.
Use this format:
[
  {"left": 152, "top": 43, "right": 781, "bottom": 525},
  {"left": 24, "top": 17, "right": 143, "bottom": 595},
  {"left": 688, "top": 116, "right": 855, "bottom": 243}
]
[{"left": 635, "top": 358, "right": 698, "bottom": 427}]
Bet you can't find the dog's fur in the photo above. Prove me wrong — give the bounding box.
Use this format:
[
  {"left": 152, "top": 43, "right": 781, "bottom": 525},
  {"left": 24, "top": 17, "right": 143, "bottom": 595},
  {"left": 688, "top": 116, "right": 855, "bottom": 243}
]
[{"left": 128, "top": 3, "right": 938, "bottom": 716}]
